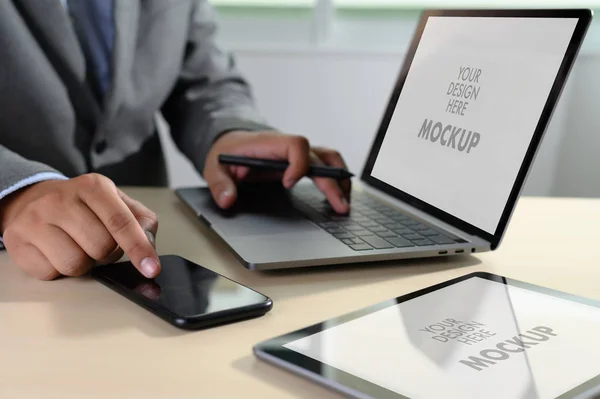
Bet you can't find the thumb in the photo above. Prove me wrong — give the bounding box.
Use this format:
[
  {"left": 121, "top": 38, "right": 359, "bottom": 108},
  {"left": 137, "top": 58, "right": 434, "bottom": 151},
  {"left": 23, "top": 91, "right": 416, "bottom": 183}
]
[{"left": 205, "top": 165, "right": 237, "bottom": 209}]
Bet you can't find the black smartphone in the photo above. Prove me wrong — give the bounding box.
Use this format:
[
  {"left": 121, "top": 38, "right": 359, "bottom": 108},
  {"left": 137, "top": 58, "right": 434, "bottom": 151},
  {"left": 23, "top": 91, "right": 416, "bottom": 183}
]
[{"left": 91, "top": 255, "right": 273, "bottom": 330}]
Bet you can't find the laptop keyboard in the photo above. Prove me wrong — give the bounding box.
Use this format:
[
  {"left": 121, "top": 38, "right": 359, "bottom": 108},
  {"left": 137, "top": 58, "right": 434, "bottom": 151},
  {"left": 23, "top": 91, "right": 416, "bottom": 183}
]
[{"left": 293, "top": 187, "right": 467, "bottom": 251}]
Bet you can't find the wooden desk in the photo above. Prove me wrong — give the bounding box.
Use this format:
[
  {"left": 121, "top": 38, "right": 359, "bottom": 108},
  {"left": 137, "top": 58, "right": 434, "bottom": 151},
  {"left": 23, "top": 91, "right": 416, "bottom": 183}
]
[{"left": 1, "top": 188, "right": 599, "bottom": 398}]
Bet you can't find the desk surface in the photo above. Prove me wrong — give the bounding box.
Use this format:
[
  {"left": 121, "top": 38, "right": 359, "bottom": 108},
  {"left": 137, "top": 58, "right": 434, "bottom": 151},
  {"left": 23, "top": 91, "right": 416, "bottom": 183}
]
[{"left": 1, "top": 188, "right": 599, "bottom": 398}]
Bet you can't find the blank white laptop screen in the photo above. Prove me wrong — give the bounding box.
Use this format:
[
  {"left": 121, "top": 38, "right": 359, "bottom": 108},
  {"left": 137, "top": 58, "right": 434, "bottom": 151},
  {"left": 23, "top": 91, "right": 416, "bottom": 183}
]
[
  {"left": 371, "top": 16, "right": 578, "bottom": 234},
  {"left": 284, "top": 276, "right": 600, "bottom": 398}
]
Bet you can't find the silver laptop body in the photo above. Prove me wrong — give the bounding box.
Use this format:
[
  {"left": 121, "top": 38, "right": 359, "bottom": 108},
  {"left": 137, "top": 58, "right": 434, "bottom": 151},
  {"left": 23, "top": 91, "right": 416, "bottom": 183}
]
[{"left": 176, "top": 9, "right": 589, "bottom": 271}]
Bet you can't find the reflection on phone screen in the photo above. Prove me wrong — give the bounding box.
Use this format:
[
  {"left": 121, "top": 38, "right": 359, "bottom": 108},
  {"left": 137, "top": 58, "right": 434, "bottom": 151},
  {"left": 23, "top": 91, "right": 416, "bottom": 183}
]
[{"left": 96, "top": 256, "right": 267, "bottom": 317}]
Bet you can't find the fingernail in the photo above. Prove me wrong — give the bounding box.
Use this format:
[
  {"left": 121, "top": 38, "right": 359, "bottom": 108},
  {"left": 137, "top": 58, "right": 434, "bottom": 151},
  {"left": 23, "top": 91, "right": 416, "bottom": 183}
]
[
  {"left": 141, "top": 258, "right": 159, "bottom": 278},
  {"left": 341, "top": 197, "right": 348, "bottom": 207},
  {"left": 219, "top": 187, "right": 234, "bottom": 203},
  {"left": 285, "top": 179, "right": 297, "bottom": 189}
]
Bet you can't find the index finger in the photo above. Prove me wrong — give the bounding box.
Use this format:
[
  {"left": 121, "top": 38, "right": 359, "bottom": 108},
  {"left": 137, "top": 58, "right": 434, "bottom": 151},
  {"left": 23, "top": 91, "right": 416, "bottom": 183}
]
[
  {"left": 79, "top": 177, "right": 161, "bottom": 278},
  {"left": 118, "top": 189, "right": 159, "bottom": 247},
  {"left": 311, "top": 147, "right": 352, "bottom": 199}
]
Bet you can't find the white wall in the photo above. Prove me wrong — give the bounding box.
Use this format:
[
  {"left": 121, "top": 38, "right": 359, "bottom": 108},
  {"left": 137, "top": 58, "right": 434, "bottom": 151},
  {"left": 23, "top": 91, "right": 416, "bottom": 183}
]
[
  {"left": 160, "top": 49, "right": 595, "bottom": 197},
  {"left": 554, "top": 55, "right": 600, "bottom": 197}
]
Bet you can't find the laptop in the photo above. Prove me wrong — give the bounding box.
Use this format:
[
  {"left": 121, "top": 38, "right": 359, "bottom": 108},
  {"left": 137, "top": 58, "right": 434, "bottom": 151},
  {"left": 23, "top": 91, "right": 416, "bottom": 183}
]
[{"left": 176, "top": 9, "right": 591, "bottom": 271}]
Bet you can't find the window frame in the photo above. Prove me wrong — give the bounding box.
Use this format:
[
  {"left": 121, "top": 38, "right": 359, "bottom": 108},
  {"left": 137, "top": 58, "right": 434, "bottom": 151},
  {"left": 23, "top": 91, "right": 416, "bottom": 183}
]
[{"left": 213, "top": 0, "right": 600, "bottom": 48}]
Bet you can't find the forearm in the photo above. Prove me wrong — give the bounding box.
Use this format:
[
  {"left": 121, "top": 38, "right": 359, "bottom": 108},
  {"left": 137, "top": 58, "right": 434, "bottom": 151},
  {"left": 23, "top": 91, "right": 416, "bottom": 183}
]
[
  {"left": 0, "top": 146, "right": 66, "bottom": 194},
  {"left": 161, "top": 0, "right": 273, "bottom": 175},
  {"left": 162, "top": 83, "right": 273, "bottom": 174}
]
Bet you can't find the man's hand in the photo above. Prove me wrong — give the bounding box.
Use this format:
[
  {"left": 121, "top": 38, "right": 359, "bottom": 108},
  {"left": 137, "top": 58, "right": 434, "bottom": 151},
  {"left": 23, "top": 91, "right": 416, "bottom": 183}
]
[
  {"left": 0, "top": 174, "right": 160, "bottom": 281},
  {"left": 204, "top": 131, "right": 351, "bottom": 214}
]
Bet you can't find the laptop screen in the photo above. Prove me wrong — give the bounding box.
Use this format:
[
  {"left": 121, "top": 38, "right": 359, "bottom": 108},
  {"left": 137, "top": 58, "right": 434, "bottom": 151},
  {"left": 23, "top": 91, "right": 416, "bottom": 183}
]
[{"left": 370, "top": 16, "right": 578, "bottom": 235}]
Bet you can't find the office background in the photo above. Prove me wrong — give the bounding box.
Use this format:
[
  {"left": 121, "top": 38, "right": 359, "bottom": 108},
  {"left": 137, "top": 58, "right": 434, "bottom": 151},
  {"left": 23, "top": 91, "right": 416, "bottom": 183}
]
[{"left": 158, "top": 0, "right": 600, "bottom": 197}]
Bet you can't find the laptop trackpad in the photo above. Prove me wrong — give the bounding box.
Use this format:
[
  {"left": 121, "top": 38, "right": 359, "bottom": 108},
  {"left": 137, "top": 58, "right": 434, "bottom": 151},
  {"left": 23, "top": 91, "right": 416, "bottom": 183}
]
[{"left": 182, "top": 183, "right": 320, "bottom": 237}]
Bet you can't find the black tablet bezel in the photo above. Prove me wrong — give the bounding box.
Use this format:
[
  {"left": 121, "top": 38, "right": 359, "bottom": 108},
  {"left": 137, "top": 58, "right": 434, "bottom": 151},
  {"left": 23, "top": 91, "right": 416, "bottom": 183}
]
[
  {"left": 359, "top": 9, "right": 592, "bottom": 250},
  {"left": 254, "top": 271, "right": 600, "bottom": 399}
]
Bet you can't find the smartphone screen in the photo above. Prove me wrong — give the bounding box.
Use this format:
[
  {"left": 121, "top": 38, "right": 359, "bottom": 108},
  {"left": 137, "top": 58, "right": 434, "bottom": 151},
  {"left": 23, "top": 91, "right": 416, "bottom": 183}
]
[{"left": 92, "top": 255, "right": 272, "bottom": 329}]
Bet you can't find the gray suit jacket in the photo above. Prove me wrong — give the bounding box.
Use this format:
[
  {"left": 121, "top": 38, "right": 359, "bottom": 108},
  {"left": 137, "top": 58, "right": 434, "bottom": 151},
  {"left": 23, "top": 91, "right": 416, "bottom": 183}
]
[{"left": 0, "top": 0, "right": 271, "bottom": 190}]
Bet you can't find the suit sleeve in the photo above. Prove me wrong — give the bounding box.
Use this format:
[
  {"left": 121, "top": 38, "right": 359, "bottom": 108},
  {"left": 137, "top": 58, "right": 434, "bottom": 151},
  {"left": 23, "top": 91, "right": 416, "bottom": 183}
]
[
  {"left": 0, "top": 145, "right": 67, "bottom": 249},
  {"left": 161, "top": 0, "right": 274, "bottom": 176},
  {"left": 0, "top": 145, "right": 67, "bottom": 197}
]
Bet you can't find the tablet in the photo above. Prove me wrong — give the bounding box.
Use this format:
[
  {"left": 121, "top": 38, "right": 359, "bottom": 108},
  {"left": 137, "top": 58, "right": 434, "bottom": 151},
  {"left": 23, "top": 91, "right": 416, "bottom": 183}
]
[{"left": 253, "top": 272, "right": 600, "bottom": 399}]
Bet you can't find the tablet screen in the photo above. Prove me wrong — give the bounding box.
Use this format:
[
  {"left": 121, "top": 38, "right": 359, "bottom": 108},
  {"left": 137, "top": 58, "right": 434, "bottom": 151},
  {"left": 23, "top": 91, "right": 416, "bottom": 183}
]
[{"left": 277, "top": 276, "right": 600, "bottom": 398}]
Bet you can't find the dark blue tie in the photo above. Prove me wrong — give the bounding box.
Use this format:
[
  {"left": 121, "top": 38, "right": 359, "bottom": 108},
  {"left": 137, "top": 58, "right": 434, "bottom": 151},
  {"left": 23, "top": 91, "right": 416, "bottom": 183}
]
[{"left": 67, "top": 0, "right": 115, "bottom": 99}]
